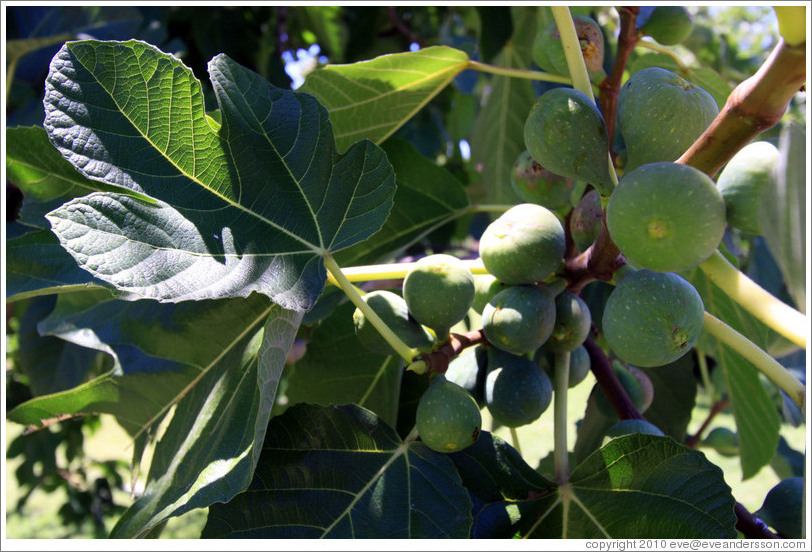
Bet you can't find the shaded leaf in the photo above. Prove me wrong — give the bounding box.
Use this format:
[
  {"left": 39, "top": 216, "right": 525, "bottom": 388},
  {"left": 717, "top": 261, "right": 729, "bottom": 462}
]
[
  {"left": 469, "top": 6, "right": 538, "bottom": 204},
  {"left": 202, "top": 403, "right": 472, "bottom": 538},
  {"left": 638, "top": 354, "right": 697, "bottom": 442},
  {"left": 285, "top": 301, "right": 403, "bottom": 426},
  {"left": 336, "top": 137, "right": 470, "bottom": 266},
  {"left": 112, "top": 305, "right": 302, "bottom": 537},
  {"left": 43, "top": 39, "right": 395, "bottom": 311},
  {"left": 300, "top": 45, "right": 470, "bottom": 152}
]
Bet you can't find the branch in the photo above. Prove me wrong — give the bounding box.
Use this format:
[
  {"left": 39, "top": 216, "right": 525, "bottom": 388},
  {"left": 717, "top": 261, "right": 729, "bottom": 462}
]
[
  {"left": 416, "top": 329, "right": 487, "bottom": 375},
  {"left": 677, "top": 38, "right": 806, "bottom": 177},
  {"left": 684, "top": 397, "right": 731, "bottom": 448},
  {"left": 735, "top": 502, "right": 780, "bottom": 539},
  {"left": 583, "top": 336, "right": 645, "bottom": 420},
  {"left": 564, "top": 213, "right": 626, "bottom": 294},
  {"left": 598, "top": 6, "right": 640, "bottom": 146}
]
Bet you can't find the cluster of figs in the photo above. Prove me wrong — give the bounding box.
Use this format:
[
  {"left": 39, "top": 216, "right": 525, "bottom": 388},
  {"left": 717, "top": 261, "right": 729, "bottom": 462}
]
[{"left": 354, "top": 6, "right": 779, "bottom": 454}]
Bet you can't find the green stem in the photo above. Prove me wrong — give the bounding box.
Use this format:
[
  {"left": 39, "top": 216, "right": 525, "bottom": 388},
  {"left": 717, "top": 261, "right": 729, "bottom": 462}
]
[
  {"left": 336, "top": 258, "right": 490, "bottom": 283},
  {"left": 696, "top": 350, "right": 715, "bottom": 400},
  {"left": 635, "top": 39, "right": 691, "bottom": 72},
  {"left": 553, "top": 350, "right": 572, "bottom": 485},
  {"left": 509, "top": 427, "right": 523, "bottom": 458},
  {"left": 323, "top": 254, "right": 418, "bottom": 363},
  {"left": 703, "top": 311, "right": 805, "bottom": 411},
  {"left": 699, "top": 251, "right": 807, "bottom": 348},
  {"left": 552, "top": 6, "right": 619, "bottom": 188},
  {"left": 466, "top": 59, "right": 572, "bottom": 85}
]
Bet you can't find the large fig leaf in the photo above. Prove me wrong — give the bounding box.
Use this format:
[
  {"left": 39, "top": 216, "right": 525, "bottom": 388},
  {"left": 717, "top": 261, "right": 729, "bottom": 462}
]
[
  {"left": 478, "top": 434, "right": 737, "bottom": 538},
  {"left": 43, "top": 39, "right": 395, "bottom": 311},
  {"left": 300, "top": 45, "right": 470, "bottom": 152},
  {"left": 202, "top": 403, "right": 472, "bottom": 538}
]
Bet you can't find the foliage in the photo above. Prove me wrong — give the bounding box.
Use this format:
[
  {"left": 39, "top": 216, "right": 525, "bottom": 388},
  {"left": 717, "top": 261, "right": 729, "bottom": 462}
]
[{"left": 4, "top": 4, "right": 807, "bottom": 540}]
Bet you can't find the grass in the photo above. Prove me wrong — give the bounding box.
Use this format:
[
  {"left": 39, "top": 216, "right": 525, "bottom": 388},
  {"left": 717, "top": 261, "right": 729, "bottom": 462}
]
[{"left": 4, "top": 370, "right": 806, "bottom": 538}]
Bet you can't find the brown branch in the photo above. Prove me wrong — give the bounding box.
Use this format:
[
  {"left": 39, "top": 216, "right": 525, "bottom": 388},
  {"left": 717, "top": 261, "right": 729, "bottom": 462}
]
[
  {"left": 564, "top": 212, "right": 625, "bottom": 294},
  {"left": 677, "top": 38, "right": 806, "bottom": 177},
  {"left": 583, "top": 336, "right": 645, "bottom": 420},
  {"left": 599, "top": 6, "right": 640, "bottom": 146},
  {"left": 684, "top": 397, "right": 731, "bottom": 448},
  {"left": 735, "top": 502, "right": 780, "bottom": 539},
  {"left": 418, "top": 329, "right": 487, "bottom": 375}
]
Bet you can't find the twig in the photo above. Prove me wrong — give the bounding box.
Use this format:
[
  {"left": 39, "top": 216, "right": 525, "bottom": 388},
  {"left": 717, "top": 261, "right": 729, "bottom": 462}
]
[
  {"left": 598, "top": 6, "right": 640, "bottom": 146},
  {"left": 684, "top": 397, "right": 731, "bottom": 448},
  {"left": 583, "top": 337, "right": 645, "bottom": 420},
  {"left": 735, "top": 502, "right": 780, "bottom": 539},
  {"left": 564, "top": 213, "right": 626, "bottom": 294},
  {"left": 417, "top": 329, "right": 487, "bottom": 375}
]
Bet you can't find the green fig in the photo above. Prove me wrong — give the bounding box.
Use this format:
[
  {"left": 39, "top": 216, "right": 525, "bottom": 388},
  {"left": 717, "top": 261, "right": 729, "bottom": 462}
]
[
  {"left": 482, "top": 284, "right": 556, "bottom": 355},
  {"left": 535, "top": 343, "right": 591, "bottom": 388},
  {"left": 485, "top": 348, "right": 553, "bottom": 428},
  {"left": 602, "top": 269, "right": 704, "bottom": 367},
  {"left": 605, "top": 419, "right": 665, "bottom": 439},
  {"left": 546, "top": 290, "right": 592, "bottom": 352},
  {"left": 402, "top": 253, "right": 475, "bottom": 336},
  {"left": 569, "top": 189, "right": 604, "bottom": 252},
  {"left": 702, "top": 427, "right": 739, "bottom": 457},
  {"left": 532, "top": 16, "right": 606, "bottom": 79},
  {"left": 639, "top": 6, "right": 695, "bottom": 46},
  {"left": 716, "top": 141, "right": 780, "bottom": 235},
  {"left": 524, "top": 88, "right": 614, "bottom": 195},
  {"left": 479, "top": 203, "right": 565, "bottom": 285},
  {"left": 472, "top": 274, "right": 508, "bottom": 314},
  {"left": 510, "top": 150, "right": 576, "bottom": 209},
  {"left": 416, "top": 376, "right": 482, "bottom": 453},
  {"left": 617, "top": 67, "right": 718, "bottom": 172},
  {"left": 444, "top": 345, "right": 488, "bottom": 407},
  {"left": 756, "top": 477, "right": 804, "bottom": 538},
  {"left": 353, "top": 290, "right": 433, "bottom": 356},
  {"left": 606, "top": 162, "right": 726, "bottom": 272}
]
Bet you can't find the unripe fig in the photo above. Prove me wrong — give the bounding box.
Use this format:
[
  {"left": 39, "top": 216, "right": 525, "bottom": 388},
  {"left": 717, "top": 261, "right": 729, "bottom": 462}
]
[
  {"left": 595, "top": 361, "right": 652, "bottom": 418},
  {"left": 569, "top": 189, "right": 603, "bottom": 252},
  {"left": 472, "top": 274, "right": 507, "bottom": 314},
  {"left": 485, "top": 348, "right": 553, "bottom": 428},
  {"left": 638, "top": 6, "right": 695, "bottom": 46},
  {"left": 416, "top": 375, "right": 482, "bottom": 453},
  {"left": 532, "top": 16, "right": 606, "bottom": 79},
  {"left": 444, "top": 345, "right": 488, "bottom": 407},
  {"left": 605, "top": 419, "right": 665, "bottom": 439},
  {"left": 510, "top": 150, "right": 576, "bottom": 209},
  {"left": 482, "top": 284, "right": 556, "bottom": 355},
  {"left": 479, "top": 203, "right": 565, "bottom": 285},
  {"left": 353, "top": 290, "right": 433, "bottom": 356},
  {"left": 702, "top": 427, "right": 739, "bottom": 457},
  {"left": 535, "top": 343, "right": 591, "bottom": 388},
  {"left": 602, "top": 269, "right": 704, "bottom": 367},
  {"left": 546, "top": 291, "right": 592, "bottom": 352},
  {"left": 716, "top": 141, "right": 780, "bottom": 235},
  {"left": 617, "top": 67, "right": 718, "bottom": 172},
  {"left": 756, "top": 477, "right": 804, "bottom": 538},
  {"left": 606, "top": 162, "right": 726, "bottom": 272},
  {"left": 524, "top": 88, "right": 614, "bottom": 195},
  {"left": 403, "top": 254, "right": 475, "bottom": 336}
]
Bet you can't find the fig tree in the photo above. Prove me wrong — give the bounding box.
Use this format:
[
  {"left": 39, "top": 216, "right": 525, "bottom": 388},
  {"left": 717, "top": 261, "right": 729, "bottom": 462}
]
[
  {"left": 479, "top": 203, "right": 565, "bottom": 285},
  {"left": 353, "top": 290, "right": 433, "bottom": 356},
  {"left": 639, "top": 6, "right": 695, "bottom": 45},
  {"left": 402, "top": 253, "right": 475, "bottom": 336},
  {"left": 524, "top": 88, "right": 614, "bottom": 195},
  {"left": 546, "top": 290, "right": 592, "bottom": 352},
  {"left": 606, "top": 162, "right": 726, "bottom": 272},
  {"left": 617, "top": 67, "right": 718, "bottom": 172},
  {"left": 482, "top": 284, "right": 556, "bottom": 355},
  {"left": 602, "top": 269, "right": 704, "bottom": 367},
  {"left": 485, "top": 348, "right": 553, "bottom": 428},
  {"left": 510, "top": 150, "right": 575, "bottom": 209},
  {"left": 716, "top": 141, "right": 780, "bottom": 235},
  {"left": 416, "top": 375, "right": 482, "bottom": 453}
]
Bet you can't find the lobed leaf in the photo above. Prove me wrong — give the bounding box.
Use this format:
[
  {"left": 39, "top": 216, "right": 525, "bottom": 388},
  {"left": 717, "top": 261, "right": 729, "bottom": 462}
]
[{"left": 43, "top": 39, "right": 396, "bottom": 311}]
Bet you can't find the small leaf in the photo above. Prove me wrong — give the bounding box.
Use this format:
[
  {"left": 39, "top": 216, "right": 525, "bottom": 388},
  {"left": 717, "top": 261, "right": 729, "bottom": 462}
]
[
  {"left": 43, "top": 40, "right": 395, "bottom": 310},
  {"left": 300, "top": 45, "right": 470, "bottom": 152},
  {"left": 285, "top": 302, "right": 403, "bottom": 426},
  {"left": 111, "top": 305, "right": 303, "bottom": 537},
  {"left": 202, "top": 403, "right": 473, "bottom": 538}
]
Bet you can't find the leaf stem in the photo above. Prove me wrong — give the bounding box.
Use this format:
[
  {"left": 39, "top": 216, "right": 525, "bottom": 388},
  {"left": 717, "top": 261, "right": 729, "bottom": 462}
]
[
  {"left": 635, "top": 39, "right": 691, "bottom": 73},
  {"left": 553, "top": 351, "right": 572, "bottom": 485},
  {"left": 335, "top": 258, "right": 489, "bottom": 283},
  {"left": 323, "top": 254, "right": 418, "bottom": 363},
  {"left": 466, "top": 59, "right": 573, "bottom": 85},
  {"left": 702, "top": 311, "right": 805, "bottom": 411},
  {"left": 699, "top": 251, "right": 807, "bottom": 348},
  {"left": 509, "top": 427, "right": 523, "bottom": 458},
  {"left": 696, "top": 350, "right": 715, "bottom": 399}
]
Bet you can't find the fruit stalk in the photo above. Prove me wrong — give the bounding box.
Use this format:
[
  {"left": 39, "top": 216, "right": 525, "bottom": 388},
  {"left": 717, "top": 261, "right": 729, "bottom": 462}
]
[
  {"left": 324, "top": 254, "right": 419, "bottom": 363},
  {"left": 583, "top": 337, "right": 646, "bottom": 420},
  {"left": 466, "top": 60, "right": 575, "bottom": 86},
  {"left": 677, "top": 38, "right": 806, "bottom": 177},
  {"left": 699, "top": 251, "right": 807, "bottom": 348},
  {"left": 702, "top": 312, "right": 805, "bottom": 411},
  {"left": 553, "top": 350, "right": 572, "bottom": 485}
]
